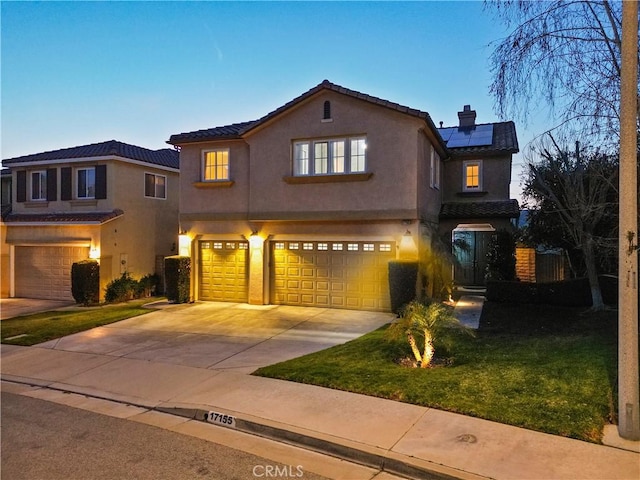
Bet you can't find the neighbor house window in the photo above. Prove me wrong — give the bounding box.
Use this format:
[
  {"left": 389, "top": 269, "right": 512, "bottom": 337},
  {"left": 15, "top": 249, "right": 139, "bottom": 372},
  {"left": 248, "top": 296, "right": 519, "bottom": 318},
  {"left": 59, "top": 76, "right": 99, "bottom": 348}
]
[
  {"left": 293, "top": 136, "right": 366, "bottom": 176},
  {"left": 463, "top": 160, "right": 482, "bottom": 191},
  {"left": 30, "top": 171, "right": 47, "bottom": 201},
  {"left": 77, "top": 167, "right": 96, "bottom": 198},
  {"left": 202, "top": 149, "right": 229, "bottom": 181},
  {"left": 145, "top": 173, "right": 166, "bottom": 199}
]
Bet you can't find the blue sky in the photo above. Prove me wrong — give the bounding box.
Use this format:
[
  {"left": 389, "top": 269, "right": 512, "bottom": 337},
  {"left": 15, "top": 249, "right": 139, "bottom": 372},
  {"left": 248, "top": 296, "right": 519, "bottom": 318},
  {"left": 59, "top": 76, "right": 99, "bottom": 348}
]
[{"left": 1, "top": 1, "right": 550, "bottom": 200}]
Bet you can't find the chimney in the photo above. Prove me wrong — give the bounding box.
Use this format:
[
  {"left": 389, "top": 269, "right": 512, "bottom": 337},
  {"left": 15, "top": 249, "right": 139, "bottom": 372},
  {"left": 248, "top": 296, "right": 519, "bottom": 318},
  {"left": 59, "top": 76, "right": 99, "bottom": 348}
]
[{"left": 458, "top": 105, "right": 476, "bottom": 128}]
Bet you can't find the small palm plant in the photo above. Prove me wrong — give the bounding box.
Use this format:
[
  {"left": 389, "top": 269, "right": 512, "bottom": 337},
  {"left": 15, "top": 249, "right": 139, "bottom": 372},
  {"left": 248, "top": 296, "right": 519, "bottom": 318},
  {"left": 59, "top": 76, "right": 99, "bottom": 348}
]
[{"left": 386, "top": 300, "right": 473, "bottom": 368}]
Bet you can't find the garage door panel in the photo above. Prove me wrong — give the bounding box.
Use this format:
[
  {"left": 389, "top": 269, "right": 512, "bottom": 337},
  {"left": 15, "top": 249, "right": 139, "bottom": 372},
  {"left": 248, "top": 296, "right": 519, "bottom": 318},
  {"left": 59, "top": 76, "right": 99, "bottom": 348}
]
[
  {"left": 199, "top": 241, "right": 248, "bottom": 302},
  {"left": 271, "top": 241, "right": 393, "bottom": 312},
  {"left": 15, "top": 246, "right": 89, "bottom": 300}
]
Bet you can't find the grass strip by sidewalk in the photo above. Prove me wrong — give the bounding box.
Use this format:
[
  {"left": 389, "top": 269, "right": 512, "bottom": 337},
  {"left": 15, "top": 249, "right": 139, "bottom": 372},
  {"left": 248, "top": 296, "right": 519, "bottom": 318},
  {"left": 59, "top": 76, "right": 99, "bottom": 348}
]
[
  {"left": 254, "top": 303, "right": 617, "bottom": 444},
  {"left": 1, "top": 298, "right": 160, "bottom": 346}
]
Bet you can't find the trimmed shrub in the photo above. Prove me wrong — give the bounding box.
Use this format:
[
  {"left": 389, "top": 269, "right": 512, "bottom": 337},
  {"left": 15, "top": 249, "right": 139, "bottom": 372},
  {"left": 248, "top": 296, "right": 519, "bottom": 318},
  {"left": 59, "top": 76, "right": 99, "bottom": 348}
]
[
  {"left": 139, "top": 273, "right": 160, "bottom": 297},
  {"left": 71, "top": 260, "right": 100, "bottom": 306},
  {"left": 486, "top": 229, "right": 516, "bottom": 281},
  {"left": 164, "top": 256, "right": 191, "bottom": 303},
  {"left": 487, "top": 275, "right": 617, "bottom": 307},
  {"left": 388, "top": 261, "right": 419, "bottom": 314},
  {"left": 105, "top": 272, "right": 139, "bottom": 303}
]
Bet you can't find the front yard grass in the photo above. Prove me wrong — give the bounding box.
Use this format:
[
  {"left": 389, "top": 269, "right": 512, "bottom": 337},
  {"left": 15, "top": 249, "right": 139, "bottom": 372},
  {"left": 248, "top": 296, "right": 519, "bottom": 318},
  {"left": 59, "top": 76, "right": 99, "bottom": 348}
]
[
  {"left": 1, "top": 298, "right": 160, "bottom": 346},
  {"left": 254, "top": 302, "right": 617, "bottom": 444}
]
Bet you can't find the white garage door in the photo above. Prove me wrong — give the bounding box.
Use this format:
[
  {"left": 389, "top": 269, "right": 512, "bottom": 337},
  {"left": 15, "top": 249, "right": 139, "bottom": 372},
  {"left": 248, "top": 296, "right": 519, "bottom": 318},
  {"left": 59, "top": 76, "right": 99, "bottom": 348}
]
[
  {"left": 15, "top": 246, "right": 90, "bottom": 301},
  {"left": 271, "top": 241, "right": 394, "bottom": 311}
]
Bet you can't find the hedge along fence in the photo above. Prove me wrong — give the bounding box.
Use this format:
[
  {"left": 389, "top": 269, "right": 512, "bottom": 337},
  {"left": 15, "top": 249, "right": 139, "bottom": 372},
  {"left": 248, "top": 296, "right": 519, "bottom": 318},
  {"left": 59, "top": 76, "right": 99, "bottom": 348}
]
[
  {"left": 164, "top": 256, "right": 191, "bottom": 303},
  {"left": 486, "top": 275, "right": 619, "bottom": 307},
  {"left": 71, "top": 259, "right": 100, "bottom": 306},
  {"left": 388, "top": 260, "right": 419, "bottom": 314}
]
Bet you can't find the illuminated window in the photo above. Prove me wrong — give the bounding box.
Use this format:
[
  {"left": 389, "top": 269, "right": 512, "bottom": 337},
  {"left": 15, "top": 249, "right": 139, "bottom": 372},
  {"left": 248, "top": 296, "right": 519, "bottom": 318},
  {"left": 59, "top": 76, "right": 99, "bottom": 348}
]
[
  {"left": 288, "top": 242, "right": 299, "bottom": 250},
  {"left": 332, "top": 243, "right": 343, "bottom": 251},
  {"left": 213, "top": 242, "right": 223, "bottom": 249},
  {"left": 380, "top": 244, "right": 392, "bottom": 252},
  {"left": 303, "top": 243, "right": 314, "bottom": 250},
  {"left": 145, "top": 173, "right": 166, "bottom": 199},
  {"left": 201, "top": 242, "right": 211, "bottom": 249},
  {"left": 226, "top": 242, "right": 236, "bottom": 249},
  {"left": 274, "top": 242, "right": 285, "bottom": 250},
  {"left": 293, "top": 136, "right": 366, "bottom": 176},
  {"left": 77, "top": 167, "right": 96, "bottom": 198},
  {"left": 463, "top": 160, "right": 482, "bottom": 191},
  {"left": 238, "top": 243, "right": 248, "bottom": 250},
  {"left": 347, "top": 243, "right": 359, "bottom": 251},
  {"left": 30, "top": 171, "right": 47, "bottom": 201},
  {"left": 363, "top": 243, "right": 375, "bottom": 252},
  {"left": 202, "top": 149, "right": 229, "bottom": 181},
  {"left": 317, "top": 243, "right": 328, "bottom": 251}
]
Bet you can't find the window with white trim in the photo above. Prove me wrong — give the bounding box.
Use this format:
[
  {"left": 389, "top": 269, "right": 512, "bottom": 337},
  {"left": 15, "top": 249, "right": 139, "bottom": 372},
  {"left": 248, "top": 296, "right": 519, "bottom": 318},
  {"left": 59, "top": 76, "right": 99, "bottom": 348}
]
[
  {"left": 430, "top": 146, "right": 440, "bottom": 189},
  {"left": 293, "top": 136, "right": 366, "bottom": 176},
  {"left": 463, "top": 160, "right": 482, "bottom": 191},
  {"left": 202, "top": 149, "right": 230, "bottom": 181},
  {"left": 30, "top": 170, "right": 47, "bottom": 201},
  {"left": 77, "top": 167, "right": 96, "bottom": 199},
  {"left": 145, "top": 173, "right": 166, "bottom": 199}
]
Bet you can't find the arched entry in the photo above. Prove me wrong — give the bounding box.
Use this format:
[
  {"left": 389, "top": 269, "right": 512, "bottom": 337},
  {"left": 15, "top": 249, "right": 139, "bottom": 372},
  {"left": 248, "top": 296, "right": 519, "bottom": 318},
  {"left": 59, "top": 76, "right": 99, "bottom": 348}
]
[{"left": 452, "top": 224, "right": 495, "bottom": 286}]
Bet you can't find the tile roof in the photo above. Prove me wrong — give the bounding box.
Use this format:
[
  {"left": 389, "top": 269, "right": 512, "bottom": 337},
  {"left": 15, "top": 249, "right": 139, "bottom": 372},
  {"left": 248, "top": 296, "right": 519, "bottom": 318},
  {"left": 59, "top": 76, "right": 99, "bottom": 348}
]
[
  {"left": 437, "top": 122, "right": 519, "bottom": 155},
  {"left": 3, "top": 209, "right": 124, "bottom": 224},
  {"left": 439, "top": 200, "right": 520, "bottom": 219},
  {"left": 168, "top": 80, "right": 443, "bottom": 145},
  {"left": 2, "top": 140, "right": 179, "bottom": 169},
  {"left": 168, "top": 121, "right": 256, "bottom": 144}
]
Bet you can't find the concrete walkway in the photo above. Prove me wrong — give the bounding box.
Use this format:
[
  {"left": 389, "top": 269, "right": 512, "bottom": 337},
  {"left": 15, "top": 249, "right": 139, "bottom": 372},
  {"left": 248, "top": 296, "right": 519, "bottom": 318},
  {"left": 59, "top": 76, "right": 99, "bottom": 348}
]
[{"left": 2, "top": 301, "right": 639, "bottom": 480}]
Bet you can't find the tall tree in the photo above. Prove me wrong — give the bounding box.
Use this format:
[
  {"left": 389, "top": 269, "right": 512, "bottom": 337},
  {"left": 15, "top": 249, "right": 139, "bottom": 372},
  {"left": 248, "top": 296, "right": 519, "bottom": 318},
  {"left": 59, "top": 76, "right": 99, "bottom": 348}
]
[
  {"left": 523, "top": 136, "right": 619, "bottom": 309},
  {"left": 487, "top": 0, "right": 638, "bottom": 145}
]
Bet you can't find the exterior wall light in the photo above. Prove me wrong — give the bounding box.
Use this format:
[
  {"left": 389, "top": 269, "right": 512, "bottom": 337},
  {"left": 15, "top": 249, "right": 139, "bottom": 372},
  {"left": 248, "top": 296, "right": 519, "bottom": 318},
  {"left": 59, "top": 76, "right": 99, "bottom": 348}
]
[
  {"left": 178, "top": 233, "right": 192, "bottom": 257},
  {"left": 399, "top": 230, "right": 418, "bottom": 260},
  {"left": 89, "top": 246, "right": 101, "bottom": 259}
]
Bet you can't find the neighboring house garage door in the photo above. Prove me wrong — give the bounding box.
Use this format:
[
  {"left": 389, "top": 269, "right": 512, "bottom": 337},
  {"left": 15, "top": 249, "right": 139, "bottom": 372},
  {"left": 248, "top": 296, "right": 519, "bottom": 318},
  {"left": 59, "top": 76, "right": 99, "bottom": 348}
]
[
  {"left": 199, "top": 241, "right": 249, "bottom": 302},
  {"left": 271, "top": 241, "right": 394, "bottom": 311},
  {"left": 15, "top": 246, "right": 89, "bottom": 301}
]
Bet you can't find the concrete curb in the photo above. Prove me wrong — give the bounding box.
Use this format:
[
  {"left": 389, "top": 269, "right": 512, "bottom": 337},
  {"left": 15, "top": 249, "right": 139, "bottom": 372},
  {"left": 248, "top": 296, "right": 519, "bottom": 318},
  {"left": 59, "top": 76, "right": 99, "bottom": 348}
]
[{"left": 2, "top": 377, "right": 484, "bottom": 480}]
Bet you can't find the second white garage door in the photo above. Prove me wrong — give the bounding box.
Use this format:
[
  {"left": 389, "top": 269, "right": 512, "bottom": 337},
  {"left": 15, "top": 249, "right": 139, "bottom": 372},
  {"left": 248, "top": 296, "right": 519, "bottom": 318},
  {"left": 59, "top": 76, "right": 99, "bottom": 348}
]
[
  {"left": 15, "top": 245, "right": 90, "bottom": 301},
  {"left": 271, "top": 241, "right": 394, "bottom": 311}
]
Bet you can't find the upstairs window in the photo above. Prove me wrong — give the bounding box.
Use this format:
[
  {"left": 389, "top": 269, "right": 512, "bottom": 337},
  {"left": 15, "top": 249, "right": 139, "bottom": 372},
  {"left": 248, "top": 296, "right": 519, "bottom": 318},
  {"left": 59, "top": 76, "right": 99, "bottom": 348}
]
[
  {"left": 463, "top": 160, "right": 482, "bottom": 191},
  {"left": 203, "top": 149, "right": 229, "bottom": 181},
  {"left": 145, "top": 173, "right": 166, "bottom": 199},
  {"left": 30, "top": 171, "right": 47, "bottom": 201},
  {"left": 430, "top": 145, "right": 440, "bottom": 189},
  {"left": 77, "top": 167, "right": 96, "bottom": 198},
  {"left": 293, "top": 136, "right": 366, "bottom": 176}
]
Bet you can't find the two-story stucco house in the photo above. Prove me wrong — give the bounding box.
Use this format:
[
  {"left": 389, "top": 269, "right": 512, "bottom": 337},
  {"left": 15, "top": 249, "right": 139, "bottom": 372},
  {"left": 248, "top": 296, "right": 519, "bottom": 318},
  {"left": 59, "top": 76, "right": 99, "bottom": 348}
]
[
  {"left": 2, "top": 140, "right": 180, "bottom": 301},
  {"left": 168, "top": 80, "right": 519, "bottom": 311}
]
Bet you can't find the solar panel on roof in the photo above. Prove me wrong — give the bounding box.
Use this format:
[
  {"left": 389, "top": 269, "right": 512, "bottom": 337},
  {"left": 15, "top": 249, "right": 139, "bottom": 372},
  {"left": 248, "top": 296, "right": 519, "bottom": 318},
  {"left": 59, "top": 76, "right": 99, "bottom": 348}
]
[{"left": 437, "top": 125, "right": 494, "bottom": 148}]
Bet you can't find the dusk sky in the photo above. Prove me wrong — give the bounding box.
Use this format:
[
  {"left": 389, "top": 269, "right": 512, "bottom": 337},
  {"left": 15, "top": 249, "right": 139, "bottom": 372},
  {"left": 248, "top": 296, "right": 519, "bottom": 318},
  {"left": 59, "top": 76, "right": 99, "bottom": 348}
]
[{"left": 1, "top": 1, "right": 553, "bottom": 201}]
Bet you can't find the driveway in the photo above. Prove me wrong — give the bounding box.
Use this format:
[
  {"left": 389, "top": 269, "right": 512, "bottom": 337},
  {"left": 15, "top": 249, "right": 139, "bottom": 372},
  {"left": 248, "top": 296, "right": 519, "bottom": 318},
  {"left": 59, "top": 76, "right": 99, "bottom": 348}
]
[
  {"left": 35, "top": 302, "right": 394, "bottom": 373},
  {"left": 1, "top": 298, "right": 75, "bottom": 320}
]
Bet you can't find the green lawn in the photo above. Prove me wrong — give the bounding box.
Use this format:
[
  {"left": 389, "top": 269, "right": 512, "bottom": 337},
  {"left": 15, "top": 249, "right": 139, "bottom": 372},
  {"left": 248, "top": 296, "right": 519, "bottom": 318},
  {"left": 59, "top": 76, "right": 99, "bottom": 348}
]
[
  {"left": 1, "top": 298, "right": 160, "bottom": 346},
  {"left": 254, "top": 302, "right": 618, "bottom": 443}
]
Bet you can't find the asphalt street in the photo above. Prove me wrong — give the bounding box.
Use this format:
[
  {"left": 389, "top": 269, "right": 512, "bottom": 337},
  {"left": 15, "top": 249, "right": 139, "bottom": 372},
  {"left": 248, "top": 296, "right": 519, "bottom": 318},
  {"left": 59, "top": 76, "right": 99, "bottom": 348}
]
[{"left": 1, "top": 392, "right": 331, "bottom": 480}]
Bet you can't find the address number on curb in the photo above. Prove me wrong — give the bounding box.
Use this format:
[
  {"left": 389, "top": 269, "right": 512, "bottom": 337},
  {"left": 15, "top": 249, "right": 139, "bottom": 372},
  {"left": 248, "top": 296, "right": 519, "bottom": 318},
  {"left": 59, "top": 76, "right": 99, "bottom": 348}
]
[{"left": 204, "top": 411, "right": 236, "bottom": 428}]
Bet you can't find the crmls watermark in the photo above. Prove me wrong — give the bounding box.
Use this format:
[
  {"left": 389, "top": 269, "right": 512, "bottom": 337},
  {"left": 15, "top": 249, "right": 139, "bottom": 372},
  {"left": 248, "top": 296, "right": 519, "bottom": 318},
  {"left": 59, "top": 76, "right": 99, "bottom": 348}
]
[{"left": 252, "top": 464, "right": 304, "bottom": 478}]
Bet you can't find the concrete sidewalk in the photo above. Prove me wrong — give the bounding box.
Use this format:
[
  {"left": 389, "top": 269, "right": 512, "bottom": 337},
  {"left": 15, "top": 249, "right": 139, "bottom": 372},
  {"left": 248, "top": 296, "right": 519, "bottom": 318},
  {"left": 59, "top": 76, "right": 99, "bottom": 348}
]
[{"left": 2, "top": 339, "right": 638, "bottom": 480}]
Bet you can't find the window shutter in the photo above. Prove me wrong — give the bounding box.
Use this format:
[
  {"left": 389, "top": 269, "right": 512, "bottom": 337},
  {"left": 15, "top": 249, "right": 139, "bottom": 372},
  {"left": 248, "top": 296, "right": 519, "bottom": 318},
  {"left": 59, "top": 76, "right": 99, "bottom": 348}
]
[
  {"left": 61, "top": 167, "right": 72, "bottom": 200},
  {"left": 95, "top": 165, "right": 107, "bottom": 199},
  {"left": 46, "top": 168, "right": 57, "bottom": 201},
  {"left": 16, "top": 170, "right": 26, "bottom": 203}
]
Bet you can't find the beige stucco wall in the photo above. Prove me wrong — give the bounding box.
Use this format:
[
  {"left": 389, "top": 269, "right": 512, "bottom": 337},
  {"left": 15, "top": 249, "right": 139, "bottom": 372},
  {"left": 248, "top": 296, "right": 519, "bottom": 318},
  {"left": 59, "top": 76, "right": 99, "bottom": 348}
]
[
  {"left": 441, "top": 154, "right": 513, "bottom": 203},
  {"left": 1, "top": 222, "right": 9, "bottom": 298}
]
